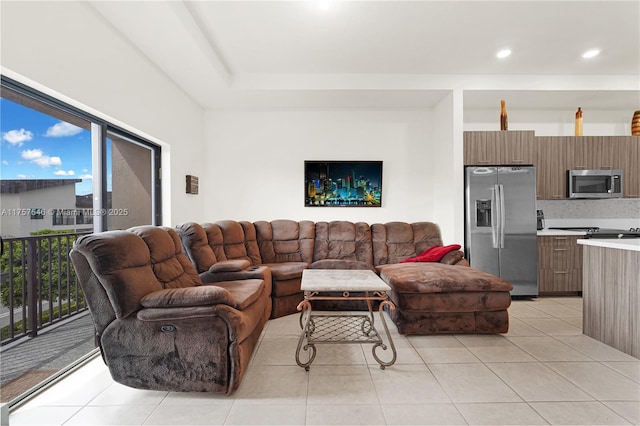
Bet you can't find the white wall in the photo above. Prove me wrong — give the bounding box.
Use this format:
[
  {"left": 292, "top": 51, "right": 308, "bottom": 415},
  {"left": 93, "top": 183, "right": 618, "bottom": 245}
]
[
  {"left": 0, "top": 1, "right": 205, "bottom": 226},
  {"left": 429, "top": 91, "right": 465, "bottom": 244},
  {"left": 464, "top": 108, "right": 635, "bottom": 135},
  {"left": 204, "top": 109, "right": 463, "bottom": 235}
]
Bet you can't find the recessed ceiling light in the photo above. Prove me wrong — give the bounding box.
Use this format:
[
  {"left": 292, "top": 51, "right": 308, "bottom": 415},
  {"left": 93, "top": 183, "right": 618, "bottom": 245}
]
[
  {"left": 582, "top": 49, "right": 600, "bottom": 59},
  {"left": 496, "top": 49, "right": 512, "bottom": 59}
]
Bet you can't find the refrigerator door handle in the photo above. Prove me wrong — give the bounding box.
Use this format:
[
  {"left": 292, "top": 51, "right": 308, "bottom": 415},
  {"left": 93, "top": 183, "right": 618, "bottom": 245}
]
[
  {"left": 498, "top": 184, "right": 506, "bottom": 248},
  {"left": 491, "top": 184, "right": 499, "bottom": 249}
]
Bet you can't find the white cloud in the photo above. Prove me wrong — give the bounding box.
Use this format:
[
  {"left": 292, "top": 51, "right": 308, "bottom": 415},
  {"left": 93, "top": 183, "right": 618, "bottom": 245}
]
[
  {"left": 53, "top": 169, "right": 75, "bottom": 176},
  {"left": 1, "top": 160, "right": 8, "bottom": 165},
  {"left": 2, "top": 128, "right": 33, "bottom": 146},
  {"left": 21, "top": 149, "right": 62, "bottom": 167},
  {"left": 35, "top": 156, "right": 62, "bottom": 167},
  {"left": 21, "top": 149, "right": 43, "bottom": 160},
  {"left": 45, "top": 122, "right": 83, "bottom": 138},
  {"left": 16, "top": 174, "right": 27, "bottom": 179},
  {"left": 79, "top": 174, "right": 93, "bottom": 180}
]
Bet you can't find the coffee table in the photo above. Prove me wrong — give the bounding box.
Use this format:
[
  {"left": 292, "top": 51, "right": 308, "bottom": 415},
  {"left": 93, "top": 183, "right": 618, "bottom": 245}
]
[{"left": 295, "top": 269, "right": 397, "bottom": 370}]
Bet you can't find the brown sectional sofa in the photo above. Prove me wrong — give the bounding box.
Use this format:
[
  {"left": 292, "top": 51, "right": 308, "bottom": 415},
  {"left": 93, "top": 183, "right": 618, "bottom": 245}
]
[
  {"left": 178, "top": 220, "right": 513, "bottom": 334},
  {"left": 72, "top": 220, "right": 513, "bottom": 395}
]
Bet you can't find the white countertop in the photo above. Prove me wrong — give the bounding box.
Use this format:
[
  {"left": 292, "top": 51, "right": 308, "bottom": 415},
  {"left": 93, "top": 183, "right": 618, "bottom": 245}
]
[
  {"left": 537, "top": 229, "right": 587, "bottom": 236},
  {"left": 577, "top": 238, "right": 640, "bottom": 252}
]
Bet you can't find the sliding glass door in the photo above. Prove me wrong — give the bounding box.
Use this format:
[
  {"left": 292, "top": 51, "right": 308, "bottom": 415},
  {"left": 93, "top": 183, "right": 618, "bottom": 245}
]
[{"left": 0, "top": 76, "right": 161, "bottom": 406}]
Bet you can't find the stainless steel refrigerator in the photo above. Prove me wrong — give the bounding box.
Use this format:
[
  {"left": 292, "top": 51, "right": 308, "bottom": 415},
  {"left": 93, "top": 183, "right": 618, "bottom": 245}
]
[{"left": 464, "top": 166, "right": 538, "bottom": 297}]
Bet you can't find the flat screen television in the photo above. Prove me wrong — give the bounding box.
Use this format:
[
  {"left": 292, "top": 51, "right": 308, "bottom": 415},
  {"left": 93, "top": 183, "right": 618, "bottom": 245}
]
[{"left": 304, "top": 161, "right": 382, "bottom": 207}]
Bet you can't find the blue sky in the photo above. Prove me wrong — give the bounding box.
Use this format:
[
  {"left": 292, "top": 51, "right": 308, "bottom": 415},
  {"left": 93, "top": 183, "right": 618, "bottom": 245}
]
[{"left": 1, "top": 98, "right": 111, "bottom": 195}]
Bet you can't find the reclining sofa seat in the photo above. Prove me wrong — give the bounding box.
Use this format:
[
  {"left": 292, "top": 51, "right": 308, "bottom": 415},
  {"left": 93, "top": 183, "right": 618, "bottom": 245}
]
[
  {"left": 253, "top": 220, "right": 315, "bottom": 318},
  {"left": 178, "top": 220, "right": 314, "bottom": 319},
  {"left": 70, "top": 225, "right": 271, "bottom": 394},
  {"left": 311, "top": 221, "right": 374, "bottom": 270},
  {"left": 177, "top": 220, "right": 270, "bottom": 285},
  {"left": 371, "top": 222, "right": 513, "bottom": 334}
]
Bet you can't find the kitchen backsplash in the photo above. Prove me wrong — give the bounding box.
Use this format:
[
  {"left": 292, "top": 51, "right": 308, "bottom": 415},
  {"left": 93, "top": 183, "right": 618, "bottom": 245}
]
[{"left": 537, "top": 199, "right": 640, "bottom": 229}]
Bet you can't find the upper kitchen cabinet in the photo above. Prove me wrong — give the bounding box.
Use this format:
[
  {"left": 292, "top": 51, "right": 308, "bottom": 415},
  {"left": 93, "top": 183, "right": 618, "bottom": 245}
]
[
  {"left": 537, "top": 136, "right": 637, "bottom": 199},
  {"left": 618, "top": 137, "right": 640, "bottom": 198},
  {"left": 466, "top": 132, "right": 639, "bottom": 199},
  {"left": 537, "top": 136, "right": 568, "bottom": 200},
  {"left": 464, "top": 131, "right": 536, "bottom": 165},
  {"left": 567, "top": 136, "right": 617, "bottom": 170},
  {"left": 567, "top": 136, "right": 638, "bottom": 197}
]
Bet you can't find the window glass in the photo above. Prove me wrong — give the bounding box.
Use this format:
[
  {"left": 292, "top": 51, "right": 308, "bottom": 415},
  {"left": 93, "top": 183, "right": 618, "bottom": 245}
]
[
  {"left": 106, "top": 133, "right": 155, "bottom": 230},
  {"left": 0, "top": 80, "right": 161, "bottom": 407},
  {"left": 1, "top": 95, "right": 93, "bottom": 237}
]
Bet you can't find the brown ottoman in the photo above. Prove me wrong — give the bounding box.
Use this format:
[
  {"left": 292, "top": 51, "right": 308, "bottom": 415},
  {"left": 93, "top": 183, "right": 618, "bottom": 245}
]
[{"left": 377, "top": 263, "right": 513, "bottom": 334}]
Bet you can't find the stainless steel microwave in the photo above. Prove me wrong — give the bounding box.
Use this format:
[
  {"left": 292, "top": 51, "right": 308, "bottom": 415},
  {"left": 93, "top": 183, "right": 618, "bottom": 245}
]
[{"left": 567, "top": 169, "right": 622, "bottom": 198}]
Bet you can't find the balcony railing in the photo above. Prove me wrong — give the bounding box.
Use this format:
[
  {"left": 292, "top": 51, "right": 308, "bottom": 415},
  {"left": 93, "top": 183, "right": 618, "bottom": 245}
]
[{"left": 0, "top": 231, "right": 91, "bottom": 345}]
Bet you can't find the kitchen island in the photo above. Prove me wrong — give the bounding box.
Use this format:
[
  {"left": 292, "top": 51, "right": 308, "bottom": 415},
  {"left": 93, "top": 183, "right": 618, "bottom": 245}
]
[{"left": 578, "top": 238, "right": 640, "bottom": 359}]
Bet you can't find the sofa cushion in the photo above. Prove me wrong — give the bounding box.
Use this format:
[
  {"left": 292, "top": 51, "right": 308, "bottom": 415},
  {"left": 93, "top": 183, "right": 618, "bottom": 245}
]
[
  {"left": 254, "top": 220, "right": 315, "bottom": 263},
  {"left": 310, "top": 259, "right": 374, "bottom": 270},
  {"left": 378, "top": 263, "right": 513, "bottom": 293},
  {"left": 372, "top": 222, "right": 444, "bottom": 265},
  {"left": 239, "top": 221, "right": 263, "bottom": 265},
  {"left": 175, "top": 222, "right": 218, "bottom": 274},
  {"left": 140, "top": 286, "right": 237, "bottom": 309},
  {"left": 73, "top": 230, "right": 163, "bottom": 319},
  {"left": 400, "top": 244, "right": 462, "bottom": 263},
  {"left": 129, "top": 226, "right": 202, "bottom": 289},
  {"left": 204, "top": 220, "right": 261, "bottom": 265},
  {"left": 313, "top": 221, "right": 373, "bottom": 265}
]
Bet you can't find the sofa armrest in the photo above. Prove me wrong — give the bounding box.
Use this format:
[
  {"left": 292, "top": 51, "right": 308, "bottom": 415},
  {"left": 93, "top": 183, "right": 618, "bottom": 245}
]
[
  {"left": 136, "top": 305, "right": 223, "bottom": 321},
  {"left": 440, "top": 250, "right": 467, "bottom": 266},
  {"left": 140, "top": 286, "right": 237, "bottom": 309},
  {"left": 209, "top": 259, "right": 251, "bottom": 273},
  {"left": 200, "top": 265, "right": 271, "bottom": 284}
]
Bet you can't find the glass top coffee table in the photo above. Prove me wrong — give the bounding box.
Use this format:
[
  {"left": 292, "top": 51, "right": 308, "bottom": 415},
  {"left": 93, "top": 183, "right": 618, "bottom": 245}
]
[{"left": 295, "top": 269, "right": 397, "bottom": 370}]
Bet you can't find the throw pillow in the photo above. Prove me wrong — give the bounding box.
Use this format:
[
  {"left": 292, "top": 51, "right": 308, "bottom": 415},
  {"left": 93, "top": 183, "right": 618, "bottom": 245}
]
[{"left": 400, "top": 244, "right": 462, "bottom": 263}]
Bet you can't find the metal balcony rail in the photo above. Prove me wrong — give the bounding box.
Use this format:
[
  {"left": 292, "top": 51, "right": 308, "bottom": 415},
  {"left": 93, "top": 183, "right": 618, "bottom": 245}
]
[{"left": 0, "top": 231, "right": 91, "bottom": 345}]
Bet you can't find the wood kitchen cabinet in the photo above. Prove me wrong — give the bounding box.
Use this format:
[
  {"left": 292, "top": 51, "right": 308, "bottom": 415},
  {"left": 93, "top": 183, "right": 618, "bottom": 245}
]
[
  {"left": 568, "top": 136, "right": 617, "bottom": 170},
  {"left": 536, "top": 135, "right": 635, "bottom": 199},
  {"left": 617, "top": 136, "right": 640, "bottom": 198},
  {"left": 538, "top": 235, "right": 583, "bottom": 294},
  {"left": 465, "top": 132, "right": 638, "bottom": 199},
  {"left": 464, "top": 131, "right": 536, "bottom": 165},
  {"left": 536, "top": 136, "right": 568, "bottom": 200}
]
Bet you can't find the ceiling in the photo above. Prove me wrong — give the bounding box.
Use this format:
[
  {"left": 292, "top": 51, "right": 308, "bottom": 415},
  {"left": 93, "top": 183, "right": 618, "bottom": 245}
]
[{"left": 89, "top": 0, "right": 640, "bottom": 111}]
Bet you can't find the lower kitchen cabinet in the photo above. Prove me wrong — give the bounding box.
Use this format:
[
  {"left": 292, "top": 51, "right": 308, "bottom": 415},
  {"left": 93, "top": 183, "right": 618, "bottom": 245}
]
[{"left": 538, "top": 235, "right": 583, "bottom": 294}]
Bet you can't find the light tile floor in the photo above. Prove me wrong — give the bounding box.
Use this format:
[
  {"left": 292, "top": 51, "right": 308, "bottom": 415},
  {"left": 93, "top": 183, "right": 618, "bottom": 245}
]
[{"left": 9, "top": 297, "right": 640, "bottom": 425}]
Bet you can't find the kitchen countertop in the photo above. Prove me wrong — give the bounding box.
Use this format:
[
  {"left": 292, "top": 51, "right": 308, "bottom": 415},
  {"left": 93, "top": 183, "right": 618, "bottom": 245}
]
[
  {"left": 539, "top": 228, "right": 640, "bottom": 250},
  {"left": 577, "top": 238, "right": 640, "bottom": 252},
  {"left": 537, "top": 229, "right": 587, "bottom": 236}
]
